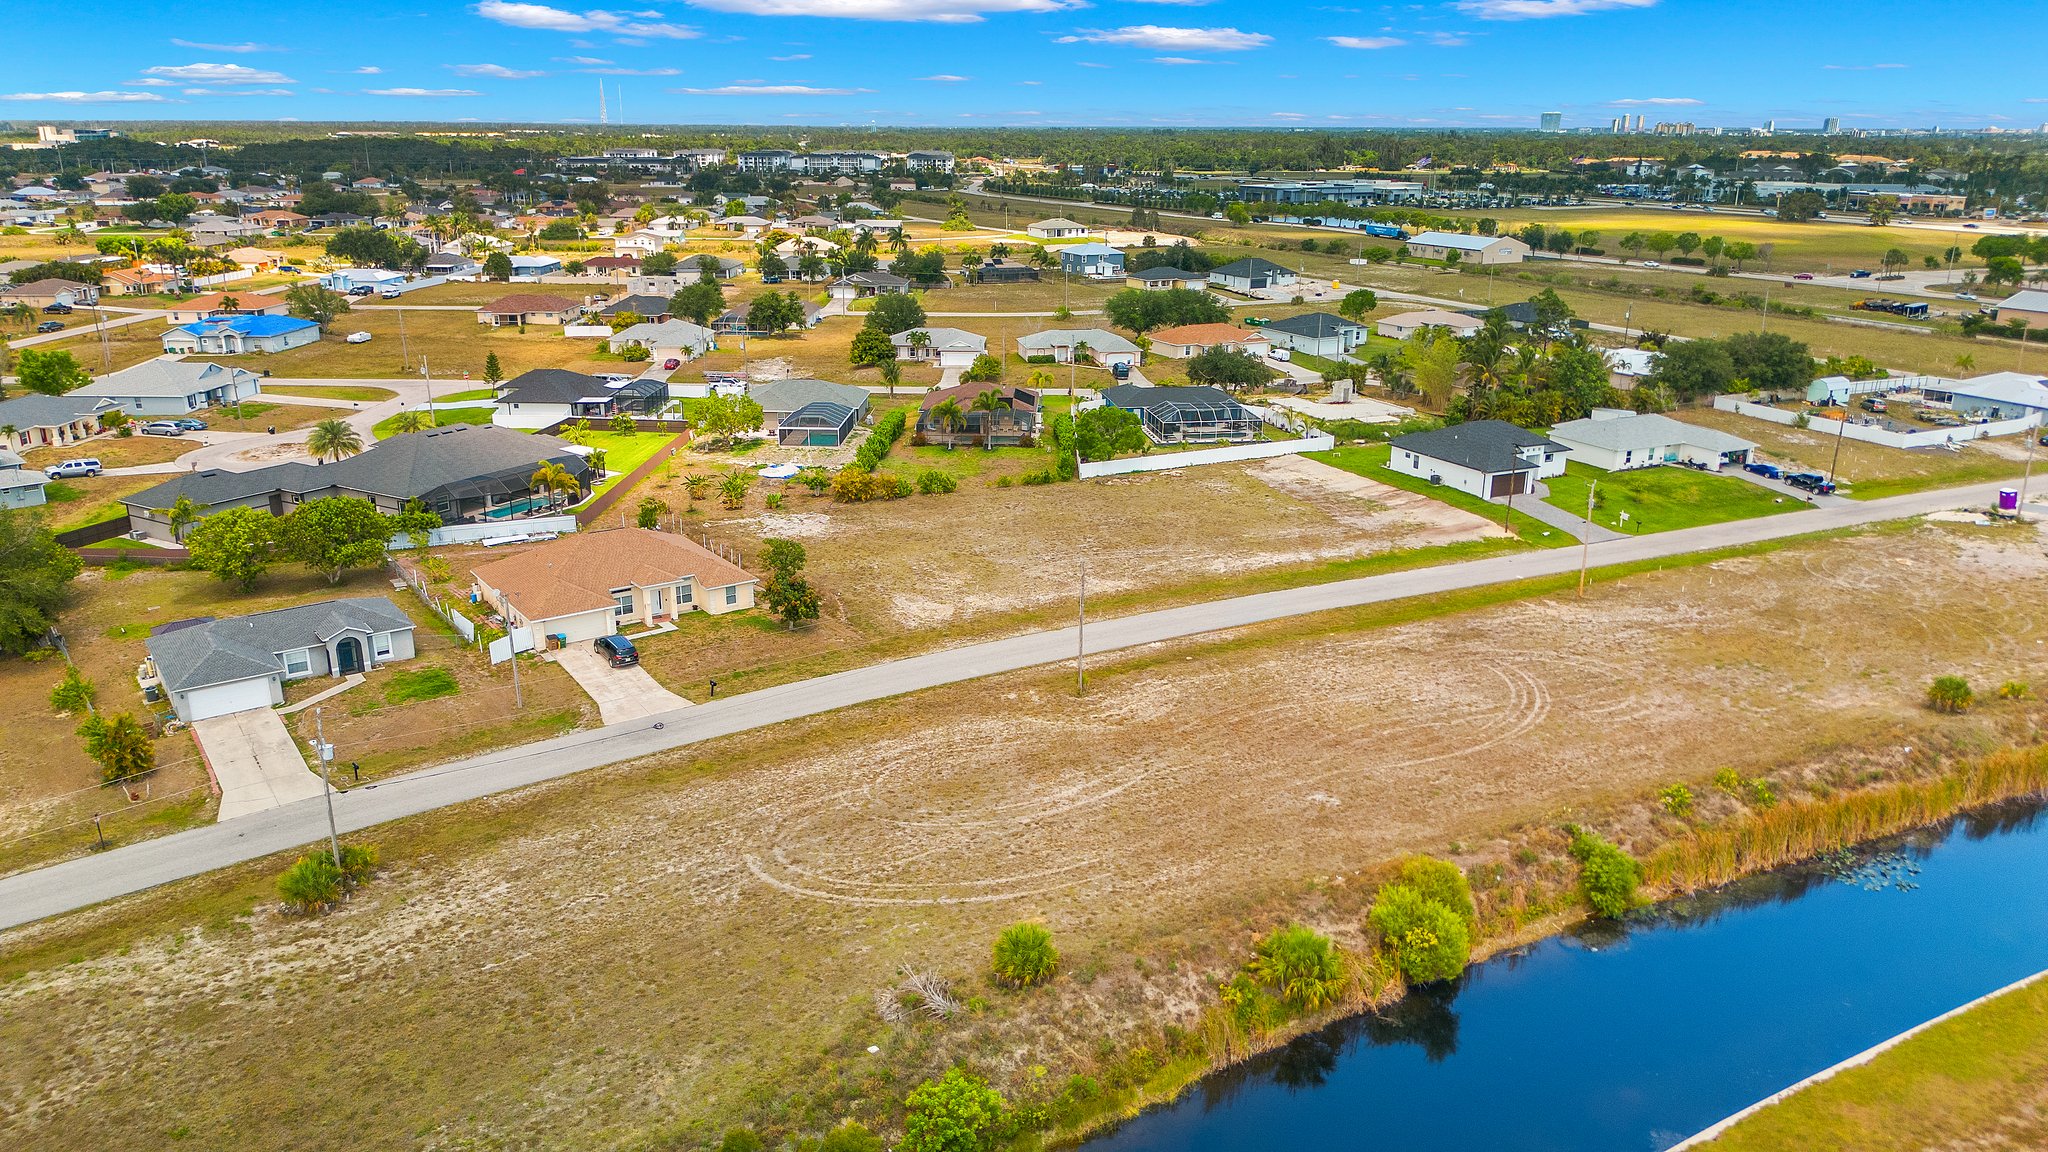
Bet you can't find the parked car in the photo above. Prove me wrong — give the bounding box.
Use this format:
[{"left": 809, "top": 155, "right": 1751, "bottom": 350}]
[
  {"left": 1641, "top": 260, "right": 1662, "bottom": 268},
  {"left": 379, "top": 288, "right": 403, "bottom": 299},
  {"left": 140, "top": 421, "right": 185, "bottom": 437},
  {"left": 1743, "top": 461, "right": 1783, "bottom": 480},
  {"left": 35, "top": 320, "right": 64, "bottom": 333},
  {"left": 277, "top": 265, "right": 301, "bottom": 273},
  {"left": 1267, "top": 347, "right": 1292, "bottom": 362},
  {"left": 593, "top": 634, "right": 639, "bottom": 667},
  {"left": 1792, "top": 273, "right": 1814, "bottom": 280},
  {"left": 1955, "top": 292, "right": 1978, "bottom": 301},
  {"left": 346, "top": 286, "right": 376, "bottom": 297},
  {"left": 42, "top": 302, "right": 72, "bottom": 314},
  {"left": 345, "top": 331, "right": 373, "bottom": 344},
  {"left": 1111, "top": 362, "right": 1132, "bottom": 380},
  {"left": 1860, "top": 397, "right": 1887, "bottom": 413},
  {"left": 172, "top": 417, "right": 207, "bottom": 431},
  {"left": 1785, "top": 472, "right": 1836, "bottom": 495},
  {"left": 662, "top": 358, "right": 682, "bottom": 371},
  {"left": 43, "top": 458, "right": 102, "bottom": 479}
]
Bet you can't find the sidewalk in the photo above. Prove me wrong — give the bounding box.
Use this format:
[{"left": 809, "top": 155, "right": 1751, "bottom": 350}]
[{"left": 1497, "top": 482, "right": 1628, "bottom": 543}]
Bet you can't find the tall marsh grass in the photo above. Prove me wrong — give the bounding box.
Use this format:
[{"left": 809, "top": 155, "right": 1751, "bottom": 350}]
[{"left": 1647, "top": 745, "right": 2048, "bottom": 892}]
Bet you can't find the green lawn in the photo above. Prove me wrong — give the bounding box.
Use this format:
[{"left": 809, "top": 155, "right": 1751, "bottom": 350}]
[
  {"left": 574, "top": 430, "right": 680, "bottom": 506},
  {"left": 1541, "top": 460, "right": 1800, "bottom": 534},
  {"left": 1305, "top": 443, "right": 1564, "bottom": 547},
  {"left": 260, "top": 383, "right": 398, "bottom": 403},
  {"left": 372, "top": 406, "right": 496, "bottom": 439},
  {"left": 436, "top": 388, "right": 496, "bottom": 403},
  {"left": 1701, "top": 973, "right": 2048, "bottom": 1151}
]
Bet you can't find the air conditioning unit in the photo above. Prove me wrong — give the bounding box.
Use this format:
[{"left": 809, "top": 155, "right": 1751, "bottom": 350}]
[{"left": 129, "top": 530, "right": 147, "bottom": 540}]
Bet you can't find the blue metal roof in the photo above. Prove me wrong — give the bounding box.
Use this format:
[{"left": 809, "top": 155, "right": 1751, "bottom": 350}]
[{"left": 174, "top": 314, "right": 318, "bottom": 338}]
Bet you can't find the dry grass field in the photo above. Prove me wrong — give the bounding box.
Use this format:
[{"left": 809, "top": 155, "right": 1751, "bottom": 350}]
[{"left": 2, "top": 521, "right": 2044, "bottom": 1152}]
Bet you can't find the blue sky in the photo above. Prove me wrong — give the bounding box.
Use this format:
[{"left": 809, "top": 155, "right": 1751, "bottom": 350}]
[{"left": 4, "top": 1, "right": 2041, "bottom": 129}]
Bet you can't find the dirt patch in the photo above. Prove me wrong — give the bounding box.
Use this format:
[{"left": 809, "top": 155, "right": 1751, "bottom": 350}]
[
  {"left": 5, "top": 524, "right": 2045, "bottom": 1152},
  {"left": 1248, "top": 455, "right": 1509, "bottom": 540}
]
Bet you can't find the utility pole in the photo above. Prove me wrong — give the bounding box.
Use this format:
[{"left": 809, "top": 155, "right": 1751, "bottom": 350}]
[
  {"left": 2018, "top": 423, "right": 2038, "bottom": 524},
  {"left": 1827, "top": 392, "right": 1850, "bottom": 487},
  {"left": 421, "top": 356, "right": 438, "bottom": 426},
  {"left": 396, "top": 300, "right": 411, "bottom": 371},
  {"left": 1577, "top": 479, "right": 1597, "bottom": 597},
  {"left": 1076, "top": 556, "right": 1087, "bottom": 697},
  {"left": 315, "top": 707, "right": 341, "bottom": 868}
]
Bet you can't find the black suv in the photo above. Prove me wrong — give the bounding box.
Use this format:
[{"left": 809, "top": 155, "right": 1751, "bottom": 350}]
[{"left": 594, "top": 634, "right": 639, "bottom": 667}]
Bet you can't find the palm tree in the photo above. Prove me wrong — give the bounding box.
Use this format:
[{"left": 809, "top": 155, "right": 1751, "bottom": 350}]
[
  {"left": 970, "top": 387, "right": 1008, "bottom": 450},
  {"left": 1954, "top": 354, "right": 1976, "bottom": 375},
  {"left": 588, "top": 448, "right": 608, "bottom": 479},
  {"left": 529, "top": 461, "right": 576, "bottom": 510},
  {"left": 908, "top": 329, "right": 931, "bottom": 360},
  {"left": 387, "top": 409, "right": 432, "bottom": 435},
  {"left": 931, "top": 397, "right": 967, "bottom": 448},
  {"left": 162, "top": 495, "right": 209, "bottom": 544},
  {"left": 306, "top": 418, "right": 364, "bottom": 462}
]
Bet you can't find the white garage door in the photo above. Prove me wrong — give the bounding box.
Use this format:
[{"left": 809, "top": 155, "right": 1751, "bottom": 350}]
[{"left": 183, "top": 676, "right": 277, "bottom": 722}]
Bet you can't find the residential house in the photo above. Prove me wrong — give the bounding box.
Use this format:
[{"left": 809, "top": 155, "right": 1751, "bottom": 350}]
[
  {"left": 1387, "top": 419, "right": 1568, "bottom": 498},
  {"left": 1208, "top": 258, "right": 1296, "bottom": 294},
  {"left": 0, "top": 448, "right": 49, "bottom": 509},
  {"left": 472, "top": 528, "right": 758, "bottom": 645},
  {"left": 1100, "top": 384, "right": 1263, "bottom": 444},
  {"left": 1148, "top": 323, "right": 1270, "bottom": 360},
  {"left": 100, "top": 267, "right": 180, "bottom": 296},
  {"left": 748, "top": 378, "right": 871, "bottom": 436},
  {"left": 1127, "top": 266, "right": 1210, "bottom": 291},
  {"left": 0, "top": 393, "right": 103, "bottom": 450},
  {"left": 163, "top": 293, "right": 290, "bottom": 324},
  {"left": 1058, "top": 242, "right": 1125, "bottom": 278},
  {"left": 579, "top": 255, "right": 641, "bottom": 276},
  {"left": 1015, "top": 328, "right": 1140, "bottom": 368},
  {"left": 605, "top": 318, "right": 717, "bottom": 361},
  {"left": 223, "top": 246, "right": 281, "bottom": 271},
  {"left": 1027, "top": 218, "right": 1091, "bottom": 240},
  {"left": 1548, "top": 410, "right": 1755, "bottom": 473},
  {"left": 122, "top": 423, "right": 591, "bottom": 541},
  {"left": 968, "top": 259, "right": 1040, "bottom": 285},
  {"left": 1922, "top": 371, "right": 2048, "bottom": 420},
  {"left": 1403, "top": 231, "right": 1532, "bottom": 265},
  {"left": 1994, "top": 289, "right": 2048, "bottom": 331},
  {"left": 494, "top": 368, "right": 670, "bottom": 430},
  {"left": 509, "top": 254, "right": 564, "bottom": 278},
  {"left": 351, "top": 176, "right": 389, "bottom": 191},
  {"left": 145, "top": 597, "right": 419, "bottom": 723},
  {"left": 162, "top": 314, "right": 321, "bottom": 355},
  {"left": 1603, "top": 348, "right": 1658, "bottom": 390},
  {"left": 307, "top": 212, "right": 372, "bottom": 230},
  {"left": 320, "top": 267, "right": 406, "bottom": 293},
  {"left": 1261, "top": 312, "right": 1368, "bottom": 358},
  {"left": 246, "top": 209, "right": 309, "bottom": 230},
  {"left": 476, "top": 293, "right": 583, "bottom": 327},
  {"left": 1376, "top": 309, "right": 1484, "bottom": 341},
  {"left": 424, "top": 251, "right": 481, "bottom": 277},
  {"left": 828, "top": 270, "right": 911, "bottom": 302},
  {"left": 917, "top": 382, "right": 1039, "bottom": 447},
  {"left": 71, "top": 360, "right": 263, "bottom": 417},
  {"left": 0, "top": 278, "right": 99, "bottom": 308},
  {"left": 892, "top": 326, "right": 987, "bottom": 370},
  {"left": 595, "top": 293, "right": 674, "bottom": 321},
  {"left": 776, "top": 401, "right": 863, "bottom": 447},
  {"left": 906, "top": 151, "right": 956, "bottom": 173}
]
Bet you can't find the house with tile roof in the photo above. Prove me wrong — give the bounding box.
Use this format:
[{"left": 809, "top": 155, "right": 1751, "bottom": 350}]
[
  {"left": 1148, "top": 322, "right": 1270, "bottom": 360},
  {"left": 476, "top": 293, "right": 583, "bottom": 327}
]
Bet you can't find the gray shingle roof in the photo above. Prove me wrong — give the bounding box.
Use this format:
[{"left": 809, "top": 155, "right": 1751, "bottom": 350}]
[
  {"left": 498, "top": 369, "right": 617, "bottom": 407},
  {"left": 1102, "top": 384, "right": 1244, "bottom": 412},
  {"left": 1015, "top": 328, "right": 1139, "bottom": 355},
  {"left": 749, "top": 378, "right": 869, "bottom": 417},
  {"left": 1211, "top": 257, "right": 1292, "bottom": 278},
  {"left": 1261, "top": 312, "right": 1360, "bottom": 338},
  {"left": 74, "top": 359, "right": 258, "bottom": 400},
  {"left": 0, "top": 392, "right": 104, "bottom": 429},
  {"left": 1391, "top": 419, "right": 1567, "bottom": 474},
  {"left": 1548, "top": 413, "right": 1755, "bottom": 455},
  {"left": 147, "top": 596, "right": 414, "bottom": 693}
]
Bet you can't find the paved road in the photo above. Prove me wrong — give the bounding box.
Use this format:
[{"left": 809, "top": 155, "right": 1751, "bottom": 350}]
[
  {"left": 6, "top": 309, "right": 166, "bottom": 350},
  {"left": 0, "top": 476, "right": 2025, "bottom": 932}
]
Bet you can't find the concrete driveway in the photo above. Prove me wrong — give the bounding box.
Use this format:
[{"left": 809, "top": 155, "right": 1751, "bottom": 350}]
[
  {"left": 191, "top": 709, "right": 328, "bottom": 820},
  {"left": 550, "top": 645, "right": 692, "bottom": 725}
]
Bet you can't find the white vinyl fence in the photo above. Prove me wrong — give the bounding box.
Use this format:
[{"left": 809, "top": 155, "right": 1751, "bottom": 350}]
[
  {"left": 1712, "top": 395, "right": 2041, "bottom": 449},
  {"left": 1078, "top": 432, "right": 1336, "bottom": 478},
  {"left": 387, "top": 514, "right": 577, "bottom": 551}
]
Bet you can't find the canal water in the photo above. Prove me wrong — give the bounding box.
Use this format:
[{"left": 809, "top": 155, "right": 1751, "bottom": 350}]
[{"left": 1086, "top": 801, "right": 2048, "bottom": 1151}]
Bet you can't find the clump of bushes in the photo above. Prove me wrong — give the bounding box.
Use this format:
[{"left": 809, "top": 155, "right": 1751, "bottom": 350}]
[
  {"left": 277, "top": 843, "right": 380, "bottom": 915},
  {"left": 50, "top": 664, "right": 96, "bottom": 715},
  {"left": 1928, "top": 675, "right": 1974, "bottom": 713},
  {"left": 1368, "top": 856, "right": 1475, "bottom": 984},
  {"left": 853, "top": 408, "right": 908, "bottom": 471},
  {"left": 1997, "top": 680, "right": 2030, "bottom": 700},
  {"left": 830, "top": 467, "right": 913, "bottom": 502},
  {"left": 1245, "top": 923, "right": 1346, "bottom": 1013},
  {"left": 991, "top": 922, "right": 1060, "bottom": 987},
  {"left": 1569, "top": 830, "right": 1642, "bottom": 919},
  {"left": 1658, "top": 783, "right": 1695, "bottom": 819},
  {"left": 915, "top": 468, "right": 958, "bottom": 495},
  {"left": 901, "top": 1067, "right": 1010, "bottom": 1152}
]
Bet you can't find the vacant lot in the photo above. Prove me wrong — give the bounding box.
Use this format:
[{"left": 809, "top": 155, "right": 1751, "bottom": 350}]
[
  {"left": 1543, "top": 460, "right": 1800, "bottom": 533},
  {"left": 3, "top": 521, "right": 2043, "bottom": 1152},
  {"left": 1671, "top": 407, "right": 2025, "bottom": 499},
  {"left": 187, "top": 310, "right": 622, "bottom": 380}
]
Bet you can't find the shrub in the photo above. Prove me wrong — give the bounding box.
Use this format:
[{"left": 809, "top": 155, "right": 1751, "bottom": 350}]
[
  {"left": 1928, "top": 675, "right": 1974, "bottom": 713},
  {"left": 916, "top": 468, "right": 958, "bottom": 495},
  {"left": 1658, "top": 784, "right": 1695, "bottom": 818},
  {"left": 1998, "top": 680, "right": 2031, "bottom": 700},
  {"left": 50, "top": 664, "right": 96, "bottom": 714},
  {"left": 830, "top": 467, "right": 911, "bottom": 503},
  {"left": 1368, "top": 883, "right": 1470, "bottom": 984},
  {"left": 1745, "top": 778, "right": 1778, "bottom": 808},
  {"left": 636, "top": 496, "right": 666, "bottom": 528},
  {"left": 1249, "top": 924, "right": 1345, "bottom": 1012},
  {"left": 991, "top": 922, "right": 1059, "bottom": 987},
  {"left": 1570, "top": 831, "right": 1642, "bottom": 919},
  {"left": 77, "top": 712, "right": 154, "bottom": 784},
  {"left": 901, "top": 1067, "right": 1009, "bottom": 1152},
  {"left": 618, "top": 343, "right": 651, "bottom": 363},
  {"left": 338, "top": 843, "right": 379, "bottom": 886},
  {"left": 817, "top": 1123, "right": 884, "bottom": 1152},
  {"left": 718, "top": 1131, "right": 763, "bottom": 1152},
  {"left": 277, "top": 852, "right": 343, "bottom": 914},
  {"left": 853, "top": 408, "right": 908, "bottom": 471},
  {"left": 1019, "top": 468, "right": 1057, "bottom": 486},
  {"left": 1712, "top": 767, "right": 1742, "bottom": 796},
  {"left": 1392, "top": 855, "right": 1475, "bottom": 930}
]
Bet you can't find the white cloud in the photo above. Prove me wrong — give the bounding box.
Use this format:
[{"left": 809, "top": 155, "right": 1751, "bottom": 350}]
[
  {"left": 366, "top": 87, "right": 484, "bottom": 96},
  {"left": 1270, "top": 111, "right": 1307, "bottom": 119},
  {"left": 1608, "top": 96, "right": 1701, "bottom": 106},
  {"left": 582, "top": 66, "right": 682, "bottom": 74},
  {"left": 1823, "top": 62, "right": 1907, "bottom": 70},
  {"left": 1075, "top": 61, "right": 1110, "bottom": 68},
  {"left": 1017, "top": 79, "right": 1041, "bottom": 85},
  {"left": 124, "top": 78, "right": 179, "bottom": 87},
  {"left": 184, "top": 87, "right": 296, "bottom": 97},
  {"left": 1, "top": 90, "right": 171, "bottom": 103},
  {"left": 474, "top": 1, "right": 701, "bottom": 39},
  {"left": 1152, "top": 56, "right": 1210, "bottom": 65},
  {"left": 348, "top": 66, "right": 384, "bottom": 74},
  {"left": 677, "top": 83, "right": 871, "bottom": 94},
  {"left": 556, "top": 55, "right": 614, "bottom": 63},
  {"left": 1327, "top": 36, "right": 1405, "bottom": 49},
  {"left": 1453, "top": 0, "right": 1655, "bottom": 19},
  {"left": 170, "top": 39, "right": 283, "bottom": 53},
  {"left": 142, "top": 62, "right": 296, "bottom": 84},
  {"left": 1057, "top": 25, "right": 1271, "bottom": 51},
  {"left": 770, "top": 53, "right": 811, "bottom": 60},
  {"left": 921, "top": 74, "right": 970, "bottom": 81},
  {"left": 683, "top": 0, "right": 1084, "bottom": 23},
  {"left": 452, "top": 63, "right": 548, "bottom": 78}
]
